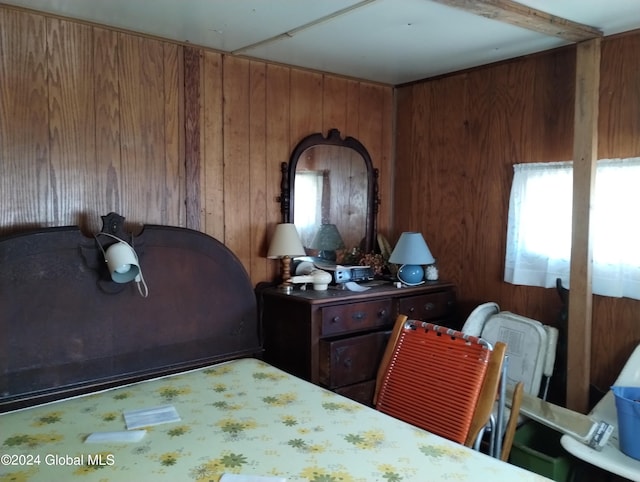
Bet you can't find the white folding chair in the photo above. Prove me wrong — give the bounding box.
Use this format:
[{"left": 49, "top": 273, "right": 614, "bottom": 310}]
[
  {"left": 461, "top": 304, "right": 559, "bottom": 453},
  {"left": 462, "top": 304, "right": 559, "bottom": 401}
]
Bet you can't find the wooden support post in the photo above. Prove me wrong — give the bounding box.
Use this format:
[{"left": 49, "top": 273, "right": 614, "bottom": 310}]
[{"left": 567, "top": 38, "right": 600, "bottom": 413}]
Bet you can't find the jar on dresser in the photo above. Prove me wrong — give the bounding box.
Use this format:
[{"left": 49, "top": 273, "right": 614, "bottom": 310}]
[{"left": 259, "top": 281, "right": 456, "bottom": 406}]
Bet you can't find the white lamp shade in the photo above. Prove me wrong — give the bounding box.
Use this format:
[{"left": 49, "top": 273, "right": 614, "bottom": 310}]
[
  {"left": 105, "top": 242, "right": 140, "bottom": 283},
  {"left": 388, "top": 232, "right": 435, "bottom": 265},
  {"left": 267, "top": 223, "right": 306, "bottom": 259}
]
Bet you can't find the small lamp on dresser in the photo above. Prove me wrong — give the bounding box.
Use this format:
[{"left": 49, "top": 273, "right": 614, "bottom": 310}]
[
  {"left": 267, "top": 223, "right": 306, "bottom": 292},
  {"left": 388, "top": 231, "right": 435, "bottom": 286},
  {"left": 310, "top": 223, "right": 345, "bottom": 262}
]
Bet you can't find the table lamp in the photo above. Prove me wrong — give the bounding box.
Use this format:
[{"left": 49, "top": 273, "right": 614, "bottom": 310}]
[
  {"left": 310, "top": 223, "right": 345, "bottom": 261},
  {"left": 388, "top": 232, "right": 435, "bottom": 285},
  {"left": 267, "top": 223, "right": 306, "bottom": 290}
]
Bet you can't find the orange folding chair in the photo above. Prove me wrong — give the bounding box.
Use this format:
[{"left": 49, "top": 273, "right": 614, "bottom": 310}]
[{"left": 375, "top": 315, "right": 498, "bottom": 447}]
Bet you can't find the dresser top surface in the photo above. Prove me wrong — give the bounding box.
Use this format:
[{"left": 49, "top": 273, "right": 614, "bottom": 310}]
[{"left": 262, "top": 280, "right": 455, "bottom": 304}]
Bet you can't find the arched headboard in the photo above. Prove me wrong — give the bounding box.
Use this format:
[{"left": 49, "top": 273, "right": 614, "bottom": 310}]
[{"left": 0, "top": 218, "right": 262, "bottom": 412}]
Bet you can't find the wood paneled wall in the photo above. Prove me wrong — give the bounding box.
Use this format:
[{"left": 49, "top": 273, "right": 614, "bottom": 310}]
[
  {"left": 192, "top": 53, "right": 394, "bottom": 284},
  {"left": 0, "top": 6, "right": 394, "bottom": 287},
  {"left": 6, "top": 3, "right": 637, "bottom": 400},
  {"left": 0, "top": 8, "right": 183, "bottom": 232},
  {"left": 395, "top": 31, "right": 640, "bottom": 396}
]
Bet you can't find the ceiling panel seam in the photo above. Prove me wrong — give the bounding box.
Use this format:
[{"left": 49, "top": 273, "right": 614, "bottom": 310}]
[{"left": 231, "top": 0, "right": 378, "bottom": 55}]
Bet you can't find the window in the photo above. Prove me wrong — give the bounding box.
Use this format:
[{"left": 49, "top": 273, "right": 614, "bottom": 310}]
[
  {"left": 504, "top": 158, "right": 640, "bottom": 300},
  {"left": 294, "top": 171, "right": 324, "bottom": 246}
]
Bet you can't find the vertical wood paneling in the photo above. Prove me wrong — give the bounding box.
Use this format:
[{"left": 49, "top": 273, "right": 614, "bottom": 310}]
[
  {"left": 357, "top": 84, "right": 386, "bottom": 159},
  {"left": 497, "top": 50, "right": 575, "bottom": 326},
  {"left": 0, "top": 4, "right": 394, "bottom": 295},
  {"left": 222, "top": 56, "right": 251, "bottom": 267},
  {"left": 47, "top": 18, "right": 95, "bottom": 230},
  {"left": 93, "top": 28, "right": 121, "bottom": 226},
  {"left": 395, "top": 34, "right": 640, "bottom": 395},
  {"left": 364, "top": 83, "right": 395, "bottom": 238},
  {"left": 249, "top": 61, "right": 268, "bottom": 282},
  {"left": 345, "top": 80, "right": 361, "bottom": 135},
  {"left": 593, "top": 295, "right": 640, "bottom": 390},
  {"left": 599, "top": 33, "right": 640, "bottom": 158},
  {"left": 265, "top": 64, "right": 291, "bottom": 278},
  {"left": 1, "top": 8, "right": 183, "bottom": 235},
  {"left": 464, "top": 61, "right": 538, "bottom": 305},
  {"left": 118, "top": 34, "right": 170, "bottom": 227},
  {"left": 0, "top": 9, "right": 49, "bottom": 231},
  {"left": 416, "top": 76, "right": 467, "bottom": 297},
  {"left": 393, "top": 83, "right": 429, "bottom": 234},
  {"left": 202, "top": 51, "right": 224, "bottom": 241},
  {"left": 397, "top": 57, "right": 569, "bottom": 318},
  {"left": 290, "top": 69, "right": 323, "bottom": 144},
  {"left": 528, "top": 51, "right": 575, "bottom": 161},
  {"left": 5, "top": 4, "right": 639, "bottom": 399},
  {"left": 165, "top": 43, "right": 184, "bottom": 227},
  {"left": 393, "top": 87, "right": 414, "bottom": 232},
  {"left": 184, "top": 47, "right": 201, "bottom": 230},
  {"left": 322, "top": 76, "right": 348, "bottom": 131},
  {"left": 375, "top": 85, "right": 394, "bottom": 238},
  {"left": 591, "top": 32, "right": 640, "bottom": 391}
]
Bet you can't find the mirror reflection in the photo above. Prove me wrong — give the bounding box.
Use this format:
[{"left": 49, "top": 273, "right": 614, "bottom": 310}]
[
  {"left": 279, "top": 129, "right": 378, "bottom": 263},
  {"left": 294, "top": 145, "right": 368, "bottom": 258}
]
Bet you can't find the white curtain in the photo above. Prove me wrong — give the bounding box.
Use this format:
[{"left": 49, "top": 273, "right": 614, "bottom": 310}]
[
  {"left": 294, "top": 171, "right": 323, "bottom": 247},
  {"left": 504, "top": 158, "right": 640, "bottom": 300}
]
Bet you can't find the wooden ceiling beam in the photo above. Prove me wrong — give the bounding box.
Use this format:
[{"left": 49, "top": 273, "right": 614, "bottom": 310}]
[{"left": 432, "top": 0, "right": 603, "bottom": 42}]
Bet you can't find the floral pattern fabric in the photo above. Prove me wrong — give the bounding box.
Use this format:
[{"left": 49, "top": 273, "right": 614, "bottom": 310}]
[{"left": 1, "top": 358, "right": 551, "bottom": 482}]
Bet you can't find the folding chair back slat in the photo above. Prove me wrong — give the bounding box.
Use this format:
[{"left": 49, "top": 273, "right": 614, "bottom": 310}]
[{"left": 376, "top": 321, "right": 491, "bottom": 445}]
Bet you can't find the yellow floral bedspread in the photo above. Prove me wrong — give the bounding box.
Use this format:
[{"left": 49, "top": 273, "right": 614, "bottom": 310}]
[{"left": 0, "top": 358, "right": 551, "bottom": 482}]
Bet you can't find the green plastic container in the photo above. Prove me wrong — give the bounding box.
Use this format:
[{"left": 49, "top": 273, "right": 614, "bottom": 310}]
[{"left": 509, "top": 421, "right": 573, "bottom": 482}]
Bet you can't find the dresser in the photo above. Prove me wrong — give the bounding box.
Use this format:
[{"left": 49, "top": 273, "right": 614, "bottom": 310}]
[{"left": 259, "top": 281, "right": 456, "bottom": 405}]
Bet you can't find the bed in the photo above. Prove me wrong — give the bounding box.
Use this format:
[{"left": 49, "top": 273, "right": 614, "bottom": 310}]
[{"left": 0, "top": 214, "right": 552, "bottom": 481}]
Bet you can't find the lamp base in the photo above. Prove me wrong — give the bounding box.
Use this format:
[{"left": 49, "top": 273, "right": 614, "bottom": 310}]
[
  {"left": 397, "top": 264, "right": 425, "bottom": 286},
  {"left": 277, "top": 281, "right": 294, "bottom": 294}
]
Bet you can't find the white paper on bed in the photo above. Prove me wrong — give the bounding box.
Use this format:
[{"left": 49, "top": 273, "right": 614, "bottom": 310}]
[
  {"left": 85, "top": 430, "right": 147, "bottom": 443},
  {"left": 123, "top": 404, "right": 180, "bottom": 429}
]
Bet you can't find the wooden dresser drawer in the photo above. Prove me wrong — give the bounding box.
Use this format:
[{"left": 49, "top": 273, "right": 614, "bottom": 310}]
[
  {"left": 319, "top": 330, "right": 390, "bottom": 388},
  {"left": 334, "top": 380, "right": 376, "bottom": 406},
  {"left": 321, "top": 299, "right": 392, "bottom": 336},
  {"left": 397, "top": 290, "right": 455, "bottom": 321}
]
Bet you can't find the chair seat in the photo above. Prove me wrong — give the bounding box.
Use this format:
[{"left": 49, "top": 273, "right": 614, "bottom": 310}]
[{"left": 560, "top": 344, "right": 640, "bottom": 480}]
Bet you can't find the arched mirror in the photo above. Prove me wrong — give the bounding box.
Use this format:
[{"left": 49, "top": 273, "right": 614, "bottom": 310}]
[{"left": 278, "top": 129, "right": 379, "bottom": 262}]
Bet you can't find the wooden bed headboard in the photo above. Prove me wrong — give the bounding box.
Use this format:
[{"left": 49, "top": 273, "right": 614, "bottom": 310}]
[{"left": 0, "top": 214, "right": 262, "bottom": 412}]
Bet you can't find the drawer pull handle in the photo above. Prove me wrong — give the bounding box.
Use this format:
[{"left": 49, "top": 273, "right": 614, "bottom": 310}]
[
  {"left": 343, "top": 358, "right": 352, "bottom": 368},
  {"left": 408, "top": 307, "right": 415, "bottom": 313},
  {"left": 331, "top": 316, "right": 341, "bottom": 323},
  {"left": 378, "top": 309, "right": 387, "bottom": 318},
  {"left": 424, "top": 302, "right": 436, "bottom": 311},
  {"left": 352, "top": 311, "right": 366, "bottom": 321}
]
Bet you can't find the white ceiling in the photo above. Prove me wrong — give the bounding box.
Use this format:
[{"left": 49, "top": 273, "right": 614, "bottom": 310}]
[{"left": 2, "top": 0, "right": 640, "bottom": 85}]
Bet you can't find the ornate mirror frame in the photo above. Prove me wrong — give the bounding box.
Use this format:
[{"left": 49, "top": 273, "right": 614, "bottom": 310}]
[{"left": 278, "top": 128, "right": 379, "bottom": 255}]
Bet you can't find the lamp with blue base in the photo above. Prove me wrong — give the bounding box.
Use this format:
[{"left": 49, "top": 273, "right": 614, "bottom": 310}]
[{"left": 388, "top": 232, "right": 435, "bottom": 286}]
